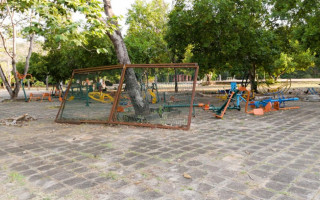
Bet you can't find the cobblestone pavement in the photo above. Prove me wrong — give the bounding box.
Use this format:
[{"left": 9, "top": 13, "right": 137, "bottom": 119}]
[{"left": 0, "top": 98, "right": 320, "bottom": 200}]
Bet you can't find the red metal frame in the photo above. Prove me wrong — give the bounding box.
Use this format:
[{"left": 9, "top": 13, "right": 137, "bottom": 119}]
[
  {"left": 109, "top": 63, "right": 199, "bottom": 130},
  {"left": 55, "top": 63, "right": 199, "bottom": 130}
]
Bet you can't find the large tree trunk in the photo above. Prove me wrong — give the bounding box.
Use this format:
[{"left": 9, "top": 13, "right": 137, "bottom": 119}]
[
  {"left": 103, "top": 0, "right": 149, "bottom": 115},
  {"left": 249, "top": 63, "right": 258, "bottom": 92}
]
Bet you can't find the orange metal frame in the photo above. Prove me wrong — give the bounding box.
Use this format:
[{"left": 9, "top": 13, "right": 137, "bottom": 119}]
[{"left": 55, "top": 63, "right": 199, "bottom": 130}]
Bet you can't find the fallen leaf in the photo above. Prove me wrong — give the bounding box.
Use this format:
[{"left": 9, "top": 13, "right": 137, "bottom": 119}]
[{"left": 183, "top": 172, "right": 192, "bottom": 179}]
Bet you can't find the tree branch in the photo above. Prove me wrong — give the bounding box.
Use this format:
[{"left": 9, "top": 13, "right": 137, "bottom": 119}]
[
  {"left": 24, "top": 33, "right": 35, "bottom": 76},
  {"left": 0, "top": 32, "right": 13, "bottom": 58}
]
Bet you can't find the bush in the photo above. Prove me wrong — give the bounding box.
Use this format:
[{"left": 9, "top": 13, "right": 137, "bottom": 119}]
[{"left": 33, "top": 80, "right": 45, "bottom": 87}]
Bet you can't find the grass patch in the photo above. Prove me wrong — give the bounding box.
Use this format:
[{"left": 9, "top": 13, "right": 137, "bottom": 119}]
[
  {"left": 8, "top": 171, "right": 25, "bottom": 185},
  {"left": 79, "top": 152, "right": 99, "bottom": 159},
  {"left": 101, "top": 143, "right": 113, "bottom": 148},
  {"left": 100, "top": 171, "right": 119, "bottom": 180}
]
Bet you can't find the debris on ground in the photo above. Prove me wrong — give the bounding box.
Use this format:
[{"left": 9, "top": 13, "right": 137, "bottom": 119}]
[
  {"left": 0, "top": 114, "right": 36, "bottom": 126},
  {"left": 183, "top": 172, "right": 192, "bottom": 179}
]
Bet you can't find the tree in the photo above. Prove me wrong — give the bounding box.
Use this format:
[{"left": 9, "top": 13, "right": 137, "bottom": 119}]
[
  {"left": 0, "top": 0, "right": 36, "bottom": 99},
  {"left": 271, "top": 0, "right": 320, "bottom": 74},
  {"left": 0, "top": 0, "right": 108, "bottom": 99},
  {"left": 166, "top": 0, "right": 276, "bottom": 91},
  {"left": 102, "top": 0, "right": 149, "bottom": 115},
  {"left": 125, "top": 0, "right": 171, "bottom": 64},
  {"left": 264, "top": 40, "right": 315, "bottom": 81}
]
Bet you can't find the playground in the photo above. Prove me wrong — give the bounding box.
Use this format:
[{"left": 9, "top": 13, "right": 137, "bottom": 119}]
[{"left": 1, "top": 80, "right": 320, "bottom": 200}]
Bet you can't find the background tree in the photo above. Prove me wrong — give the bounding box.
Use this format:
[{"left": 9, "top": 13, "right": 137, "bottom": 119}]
[
  {"left": 125, "top": 0, "right": 171, "bottom": 64},
  {"left": 0, "top": 0, "right": 108, "bottom": 99},
  {"left": 166, "top": 0, "right": 316, "bottom": 91}
]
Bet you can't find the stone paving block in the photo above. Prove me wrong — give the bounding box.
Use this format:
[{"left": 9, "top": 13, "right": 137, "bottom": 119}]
[
  {"left": 63, "top": 177, "right": 86, "bottom": 186},
  {"left": 119, "top": 159, "right": 135, "bottom": 166},
  {"left": 109, "top": 180, "right": 129, "bottom": 189},
  {"left": 208, "top": 175, "right": 225, "bottom": 185},
  {"left": 56, "top": 189, "right": 72, "bottom": 198},
  {"left": 287, "top": 186, "right": 314, "bottom": 199},
  {"left": 217, "top": 189, "right": 241, "bottom": 199},
  {"left": 138, "top": 190, "right": 163, "bottom": 199},
  {"left": 250, "top": 169, "right": 270, "bottom": 178},
  {"left": 265, "top": 181, "right": 287, "bottom": 191},
  {"left": 52, "top": 171, "right": 75, "bottom": 181},
  {"left": 74, "top": 181, "right": 97, "bottom": 189},
  {"left": 187, "top": 160, "right": 202, "bottom": 166},
  {"left": 120, "top": 185, "right": 146, "bottom": 197},
  {"left": 251, "top": 188, "right": 275, "bottom": 199},
  {"left": 38, "top": 165, "right": 55, "bottom": 171},
  {"left": 275, "top": 196, "right": 298, "bottom": 200},
  {"left": 73, "top": 167, "right": 88, "bottom": 173},
  {"left": 44, "top": 183, "right": 65, "bottom": 192},
  {"left": 295, "top": 179, "right": 320, "bottom": 190},
  {"left": 226, "top": 181, "right": 248, "bottom": 191},
  {"left": 303, "top": 172, "right": 320, "bottom": 182},
  {"left": 197, "top": 183, "right": 213, "bottom": 192},
  {"left": 105, "top": 192, "right": 128, "bottom": 200},
  {"left": 271, "top": 168, "right": 300, "bottom": 184}
]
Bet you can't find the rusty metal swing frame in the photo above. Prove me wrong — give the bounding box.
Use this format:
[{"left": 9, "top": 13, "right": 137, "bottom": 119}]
[{"left": 55, "top": 63, "right": 199, "bottom": 130}]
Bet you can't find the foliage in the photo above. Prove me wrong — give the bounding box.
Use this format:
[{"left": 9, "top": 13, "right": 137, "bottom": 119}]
[
  {"left": 125, "top": 0, "right": 171, "bottom": 64},
  {"left": 265, "top": 40, "right": 315, "bottom": 80},
  {"left": 166, "top": 0, "right": 276, "bottom": 90},
  {"left": 31, "top": 35, "right": 117, "bottom": 82}
]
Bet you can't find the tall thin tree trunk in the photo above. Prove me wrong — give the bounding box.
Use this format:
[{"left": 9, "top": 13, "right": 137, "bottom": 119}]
[
  {"left": 46, "top": 75, "right": 49, "bottom": 91},
  {"left": 174, "top": 68, "right": 178, "bottom": 93},
  {"left": 249, "top": 63, "right": 257, "bottom": 92},
  {"left": 103, "top": 0, "right": 149, "bottom": 115},
  {"left": 11, "top": 25, "right": 21, "bottom": 99},
  {"left": 24, "top": 33, "right": 34, "bottom": 76}
]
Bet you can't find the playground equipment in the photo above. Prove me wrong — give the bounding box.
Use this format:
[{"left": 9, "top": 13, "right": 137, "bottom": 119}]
[
  {"left": 16, "top": 72, "right": 32, "bottom": 102},
  {"left": 56, "top": 63, "right": 199, "bottom": 130},
  {"left": 17, "top": 72, "right": 53, "bottom": 102},
  {"left": 307, "top": 88, "right": 318, "bottom": 95},
  {"left": 29, "top": 92, "right": 52, "bottom": 102},
  {"left": 240, "top": 86, "right": 299, "bottom": 115},
  {"left": 88, "top": 91, "right": 114, "bottom": 103}
]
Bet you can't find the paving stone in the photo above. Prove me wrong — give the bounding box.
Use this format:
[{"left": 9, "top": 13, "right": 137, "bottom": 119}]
[
  {"left": 271, "top": 169, "right": 300, "bottom": 184},
  {"left": 250, "top": 169, "right": 270, "bottom": 178},
  {"left": 226, "top": 181, "right": 248, "bottom": 191},
  {"left": 119, "top": 159, "right": 135, "bottom": 166},
  {"left": 21, "top": 170, "right": 37, "bottom": 176},
  {"left": 138, "top": 190, "right": 163, "bottom": 199},
  {"left": 265, "top": 181, "right": 287, "bottom": 191},
  {"left": 186, "top": 160, "right": 202, "bottom": 166},
  {"left": 52, "top": 172, "right": 74, "bottom": 181},
  {"left": 63, "top": 177, "right": 86, "bottom": 186},
  {"left": 44, "top": 183, "right": 65, "bottom": 192},
  {"left": 105, "top": 192, "right": 127, "bottom": 200},
  {"left": 197, "top": 183, "right": 213, "bottom": 192},
  {"left": 288, "top": 186, "right": 313, "bottom": 198},
  {"left": 217, "top": 189, "right": 240, "bottom": 199},
  {"left": 303, "top": 172, "right": 320, "bottom": 182},
  {"left": 295, "top": 179, "right": 320, "bottom": 190},
  {"left": 74, "top": 181, "right": 97, "bottom": 189},
  {"left": 275, "top": 196, "right": 297, "bottom": 200},
  {"left": 209, "top": 175, "right": 225, "bottom": 184},
  {"left": 251, "top": 188, "right": 275, "bottom": 199}
]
